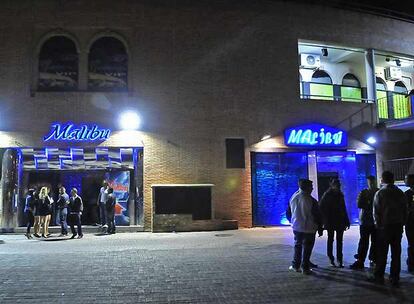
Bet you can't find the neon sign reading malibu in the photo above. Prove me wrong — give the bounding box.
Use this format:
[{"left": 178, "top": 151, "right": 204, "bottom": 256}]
[
  {"left": 284, "top": 124, "right": 347, "bottom": 147},
  {"left": 44, "top": 123, "right": 111, "bottom": 142}
]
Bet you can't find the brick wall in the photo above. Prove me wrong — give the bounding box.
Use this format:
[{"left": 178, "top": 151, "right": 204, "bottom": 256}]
[{"left": 0, "top": 1, "right": 414, "bottom": 229}]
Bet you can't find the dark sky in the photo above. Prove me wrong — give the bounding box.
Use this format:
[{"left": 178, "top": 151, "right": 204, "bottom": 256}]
[{"left": 291, "top": 0, "right": 414, "bottom": 22}]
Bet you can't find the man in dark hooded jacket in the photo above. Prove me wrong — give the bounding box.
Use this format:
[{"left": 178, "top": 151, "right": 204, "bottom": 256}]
[{"left": 319, "top": 178, "right": 350, "bottom": 268}]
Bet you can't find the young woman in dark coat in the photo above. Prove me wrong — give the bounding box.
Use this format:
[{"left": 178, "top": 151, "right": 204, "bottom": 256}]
[{"left": 319, "top": 178, "right": 350, "bottom": 267}]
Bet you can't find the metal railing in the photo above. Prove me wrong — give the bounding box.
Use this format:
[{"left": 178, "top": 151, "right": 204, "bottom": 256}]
[
  {"left": 383, "top": 157, "right": 414, "bottom": 181},
  {"left": 377, "top": 93, "right": 414, "bottom": 121},
  {"left": 300, "top": 93, "right": 374, "bottom": 103}
]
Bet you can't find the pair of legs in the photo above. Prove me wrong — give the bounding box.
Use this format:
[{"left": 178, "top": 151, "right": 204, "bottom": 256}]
[
  {"left": 33, "top": 215, "right": 42, "bottom": 235},
  {"left": 106, "top": 209, "right": 116, "bottom": 234},
  {"left": 374, "top": 224, "right": 403, "bottom": 282},
  {"left": 406, "top": 224, "right": 414, "bottom": 272},
  {"left": 59, "top": 209, "right": 68, "bottom": 235},
  {"left": 43, "top": 214, "right": 51, "bottom": 236},
  {"left": 327, "top": 229, "right": 344, "bottom": 265},
  {"left": 292, "top": 231, "right": 316, "bottom": 271},
  {"left": 69, "top": 214, "right": 83, "bottom": 238},
  {"left": 26, "top": 212, "right": 34, "bottom": 236},
  {"left": 356, "top": 225, "right": 376, "bottom": 263},
  {"left": 99, "top": 203, "right": 107, "bottom": 226}
]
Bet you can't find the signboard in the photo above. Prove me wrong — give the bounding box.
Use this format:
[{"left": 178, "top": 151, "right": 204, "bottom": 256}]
[
  {"left": 284, "top": 123, "right": 347, "bottom": 148},
  {"left": 44, "top": 123, "right": 111, "bottom": 142},
  {"left": 106, "top": 171, "right": 130, "bottom": 226}
]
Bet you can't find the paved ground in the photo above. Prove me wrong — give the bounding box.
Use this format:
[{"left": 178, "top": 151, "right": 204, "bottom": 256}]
[{"left": 1, "top": 226, "right": 414, "bottom": 304}]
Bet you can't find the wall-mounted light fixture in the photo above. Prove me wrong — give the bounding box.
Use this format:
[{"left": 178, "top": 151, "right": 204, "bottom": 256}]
[
  {"left": 366, "top": 136, "right": 377, "bottom": 145},
  {"left": 119, "top": 111, "right": 141, "bottom": 130}
]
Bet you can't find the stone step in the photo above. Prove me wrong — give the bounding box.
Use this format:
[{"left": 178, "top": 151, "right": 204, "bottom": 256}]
[{"left": 0, "top": 225, "right": 145, "bottom": 234}]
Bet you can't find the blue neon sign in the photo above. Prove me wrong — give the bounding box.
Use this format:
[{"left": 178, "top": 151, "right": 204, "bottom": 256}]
[
  {"left": 44, "top": 123, "right": 111, "bottom": 142},
  {"left": 284, "top": 123, "right": 347, "bottom": 148}
]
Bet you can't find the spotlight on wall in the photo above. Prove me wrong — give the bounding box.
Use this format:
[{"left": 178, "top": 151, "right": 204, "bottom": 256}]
[
  {"left": 321, "top": 48, "right": 328, "bottom": 57},
  {"left": 366, "top": 136, "right": 377, "bottom": 145},
  {"left": 261, "top": 135, "right": 271, "bottom": 141},
  {"left": 119, "top": 111, "right": 141, "bottom": 130},
  {"left": 395, "top": 59, "right": 401, "bottom": 67}
]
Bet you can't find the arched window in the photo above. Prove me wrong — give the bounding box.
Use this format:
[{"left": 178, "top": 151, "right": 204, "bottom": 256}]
[
  {"left": 311, "top": 70, "right": 332, "bottom": 84},
  {"left": 38, "top": 36, "right": 78, "bottom": 91},
  {"left": 376, "top": 77, "right": 388, "bottom": 119},
  {"left": 376, "top": 77, "right": 387, "bottom": 91},
  {"left": 394, "top": 81, "right": 407, "bottom": 93},
  {"left": 342, "top": 73, "right": 360, "bottom": 87},
  {"left": 341, "top": 73, "right": 361, "bottom": 102},
  {"left": 310, "top": 70, "right": 333, "bottom": 100},
  {"left": 88, "top": 37, "right": 128, "bottom": 91},
  {"left": 393, "top": 81, "right": 411, "bottom": 119}
]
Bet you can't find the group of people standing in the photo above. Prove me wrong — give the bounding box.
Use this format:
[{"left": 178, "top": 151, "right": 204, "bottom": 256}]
[
  {"left": 24, "top": 186, "right": 84, "bottom": 239},
  {"left": 24, "top": 180, "right": 118, "bottom": 239},
  {"left": 287, "top": 171, "right": 414, "bottom": 287}
]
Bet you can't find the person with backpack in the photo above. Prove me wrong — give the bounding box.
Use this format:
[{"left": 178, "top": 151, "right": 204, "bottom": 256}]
[
  {"left": 405, "top": 174, "right": 414, "bottom": 273},
  {"left": 350, "top": 176, "right": 379, "bottom": 270}
]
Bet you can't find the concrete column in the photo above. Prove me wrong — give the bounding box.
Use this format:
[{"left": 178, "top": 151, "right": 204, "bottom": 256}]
[
  {"left": 1, "top": 149, "right": 18, "bottom": 229},
  {"left": 78, "top": 51, "right": 88, "bottom": 91},
  {"left": 307, "top": 151, "right": 319, "bottom": 200},
  {"left": 365, "top": 49, "right": 377, "bottom": 104}
]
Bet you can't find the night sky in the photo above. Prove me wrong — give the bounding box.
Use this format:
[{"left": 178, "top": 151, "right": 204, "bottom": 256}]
[{"left": 291, "top": 0, "right": 414, "bottom": 22}]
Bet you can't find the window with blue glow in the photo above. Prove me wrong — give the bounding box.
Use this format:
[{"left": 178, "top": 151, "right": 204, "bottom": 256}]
[{"left": 252, "top": 152, "right": 308, "bottom": 226}]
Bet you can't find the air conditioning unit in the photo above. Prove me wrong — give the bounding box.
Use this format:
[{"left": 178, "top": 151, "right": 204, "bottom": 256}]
[
  {"left": 384, "top": 67, "right": 402, "bottom": 81},
  {"left": 300, "top": 53, "right": 321, "bottom": 69}
]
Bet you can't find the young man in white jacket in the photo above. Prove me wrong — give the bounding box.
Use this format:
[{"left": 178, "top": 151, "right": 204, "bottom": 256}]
[{"left": 287, "top": 179, "right": 323, "bottom": 275}]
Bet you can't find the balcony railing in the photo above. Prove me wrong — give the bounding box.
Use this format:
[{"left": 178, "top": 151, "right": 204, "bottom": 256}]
[
  {"left": 300, "top": 93, "right": 373, "bottom": 103},
  {"left": 377, "top": 92, "right": 414, "bottom": 121},
  {"left": 383, "top": 157, "right": 414, "bottom": 181}
]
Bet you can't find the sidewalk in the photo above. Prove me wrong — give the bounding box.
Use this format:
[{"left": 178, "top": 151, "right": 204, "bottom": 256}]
[{"left": 0, "top": 226, "right": 413, "bottom": 303}]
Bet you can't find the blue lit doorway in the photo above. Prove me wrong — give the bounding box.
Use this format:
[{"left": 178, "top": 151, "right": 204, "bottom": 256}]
[{"left": 251, "top": 151, "right": 376, "bottom": 226}]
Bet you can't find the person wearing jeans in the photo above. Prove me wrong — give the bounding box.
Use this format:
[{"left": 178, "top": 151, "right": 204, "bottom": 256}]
[
  {"left": 286, "top": 179, "right": 323, "bottom": 275},
  {"left": 350, "top": 176, "right": 379, "bottom": 270},
  {"left": 319, "top": 179, "right": 350, "bottom": 268},
  {"left": 105, "top": 188, "right": 116, "bottom": 234},
  {"left": 97, "top": 180, "right": 109, "bottom": 228},
  {"left": 69, "top": 188, "right": 84, "bottom": 239},
  {"left": 57, "top": 187, "right": 69, "bottom": 236},
  {"left": 370, "top": 171, "right": 407, "bottom": 287}
]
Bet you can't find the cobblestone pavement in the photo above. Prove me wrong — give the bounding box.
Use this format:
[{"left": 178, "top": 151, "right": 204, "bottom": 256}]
[{"left": 1, "top": 226, "right": 414, "bottom": 304}]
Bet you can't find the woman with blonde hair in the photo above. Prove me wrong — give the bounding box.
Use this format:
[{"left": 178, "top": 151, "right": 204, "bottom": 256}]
[{"left": 38, "top": 186, "right": 53, "bottom": 238}]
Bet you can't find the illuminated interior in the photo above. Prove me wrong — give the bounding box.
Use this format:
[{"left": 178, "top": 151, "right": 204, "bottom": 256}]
[
  {"left": 298, "top": 41, "right": 414, "bottom": 120},
  {"left": 251, "top": 151, "right": 376, "bottom": 226}
]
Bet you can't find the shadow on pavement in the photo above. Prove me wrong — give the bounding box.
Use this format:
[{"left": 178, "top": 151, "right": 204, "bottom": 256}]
[{"left": 313, "top": 267, "right": 408, "bottom": 301}]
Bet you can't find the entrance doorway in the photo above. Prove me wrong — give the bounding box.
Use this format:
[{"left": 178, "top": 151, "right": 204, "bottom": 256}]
[
  {"left": 251, "top": 151, "right": 376, "bottom": 226},
  {"left": 11, "top": 146, "right": 144, "bottom": 227}
]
